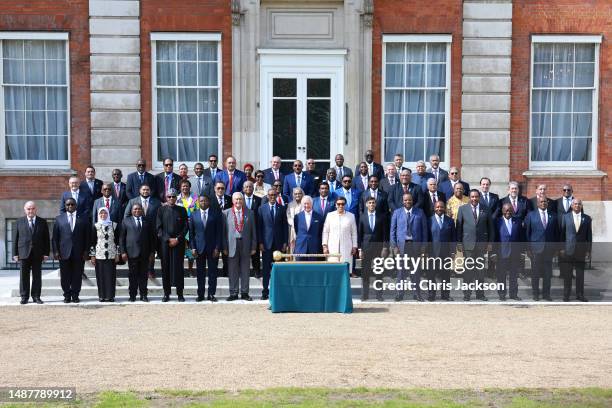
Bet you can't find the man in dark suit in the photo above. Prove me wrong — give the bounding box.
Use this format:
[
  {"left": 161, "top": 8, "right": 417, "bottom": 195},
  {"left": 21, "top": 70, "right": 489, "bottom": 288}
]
[
  {"left": 190, "top": 195, "right": 222, "bottom": 302},
  {"left": 456, "top": 189, "right": 495, "bottom": 301},
  {"left": 390, "top": 192, "right": 428, "bottom": 301},
  {"left": 321, "top": 168, "right": 341, "bottom": 192},
  {"left": 60, "top": 176, "right": 93, "bottom": 220},
  {"left": 525, "top": 196, "right": 559, "bottom": 301},
  {"left": 214, "top": 155, "right": 247, "bottom": 196},
  {"left": 111, "top": 168, "right": 128, "bottom": 209},
  {"left": 93, "top": 183, "right": 124, "bottom": 224},
  {"left": 209, "top": 181, "right": 232, "bottom": 276},
  {"left": 426, "top": 154, "right": 449, "bottom": 184},
  {"left": 313, "top": 182, "right": 337, "bottom": 222},
  {"left": 155, "top": 157, "right": 181, "bottom": 203},
  {"left": 355, "top": 150, "right": 384, "bottom": 181},
  {"left": 379, "top": 163, "right": 399, "bottom": 194},
  {"left": 422, "top": 178, "right": 447, "bottom": 218},
  {"left": 556, "top": 184, "right": 575, "bottom": 222},
  {"left": 258, "top": 188, "right": 289, "bottom": 300},
  {"left": 52, "top": 198, "right": 90, "bottom": 303},
  {"left": 390, "top": 169, "right": 424, "bottom": 211},
  {"left": 188, "top": 162, "right": 214, "bottom": 198},
  {"left": 271, "top": 180, "right": 289, "bottom": 207},
  {"left": 263, "top": 156, "right": 285, "bottom": 186},
  {"left": 499, "top": 181, "right": 532, "bottom": 221},
  {"left": 352, "top": 162, "right": 370, "bottom": 192},
  {"left": 120, "top": 203, "right": 156, "bottom": 302},
  {"left": 126, "top": 159, "right": 156, "bottom": 200},
  {"left": 335, "top": 175, "right": 361, "bottom": 221},
  {"left": 426, "top": 201, "right": 456, "bottom": 301},
  {"left": 293, "top": 196, "right": 324, "bottom": 256},
  {"left": 80, "top": 165, "right": 103, "bottom": 202},
  {"left": 559, "top": 199, "right": 592, "bottom": 302},
  {"left": 359, "top": 176, "right": 388, "bottom": 216},
  {"left": 305, "top": 158, "right": 323, "bottom": 192},
  {"left": 358, "top": 196, "right": 388, "bottom": 301},
  {"left": 243, "top": 181, "right": 262, "bottom": 277},
  {"left": 333, "top": 154, "right": 353, "bottom": 180},
  {"left": 283, "top": 160, "right": 315, "bottom": 200},
  {"left": 13, "top": 201, "right": 50, "bottom": 304},
  {"left": 202, "top": 154, "right": 221, "bottom": 180},
  {"left": 439, "top": 167, "right": 470, "bottom": 199},
  {"left": 412, "top": 160, "right": 435, "bottom": 192},
  {"left": 479, "top": 177, "right": 500, "bottom": 219},
  {"left": 393, "top": 153, "right": 408, "bottom": 175},
  {"left": 494, "top": 203, "right": 525, "bottom": 301},
  {"left": 529, "top": 184, "right": 557, "bottom": 214}
]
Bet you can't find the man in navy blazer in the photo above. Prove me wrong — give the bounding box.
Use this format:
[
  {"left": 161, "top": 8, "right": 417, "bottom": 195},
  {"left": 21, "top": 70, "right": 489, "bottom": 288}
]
[
  {"left": 52, "top": 198, "right": 91, "bottom": 303},
  {"left": 126, "top": 159, "right": 156, "bottom": 200},
  {"left": 412, "top": 161, "right": 435, "bottom": 191},
  {"left": 283, "top": 160, "right": 315, "bottom": 200},
  {"left": 559, "top": 199, "right": 592, "bottom": 302},
  {"left": 352, "top": 162, "right": 370, "bottom": 192},
  {"left": 215, "top": 155, "right": 247, "bottom": 195},
  {"left": 80, "top": 165, "right": 104, "bottom": 202},
  {"left": 479, "top": 177, "right": 500, "bottom": 219},
  {"left": 499, "top": 181, "right": 532, "bottom": 221},
  {"left": 439, "top": 167, "right": 470, "bottom": 199},
  {"left": 335, "top": 175, "right": 361, "bottom": 221},
  {"left": 355, "top": 150, "right": 384, "bottom": 181},
  {"left": 390, "top": 169, "right": 424, "bottom": 211},
  {"left": 312, "top": 182, "right": 336, "bottom": 221},
  {"left": 111, "top": 168, "right": 129, "bottom": 209},
  {"left": 494, "top": 203, "right": 525, "bottom": 301},
  {"left": 258, "top": 189, "right": 289, "bottom": 300},
  {"left": 390, "top": 192, "right": 428, "bottom": 301},
  {"left": 525, "top": 197, "right": 559, "bottom": 301},
  {"left": 263, "top": 156, "right": 285, "bottom": 186},
  {"left": 426, "top": 201, "right": 456, "bottom": 301},
  {"left": 358, "top": 176, "right": 388, "bottom": 216},
  {"left": 190, "top": 196, "right": 222, "bottom": 302},
  {"left": 359, "top": 196, "right": 389, "bottom": 301},
  {"left": 61, "top": 176, "right": 93, "bottom": 220},
  {"left": 92, "top": 183, "right": 124, "bottom": 224},
  {"left": 293, "top": 196, "right": 323, "bottom": 257},
  {"left": 155, "top": 157, "right": 181, "bottom": 202}
]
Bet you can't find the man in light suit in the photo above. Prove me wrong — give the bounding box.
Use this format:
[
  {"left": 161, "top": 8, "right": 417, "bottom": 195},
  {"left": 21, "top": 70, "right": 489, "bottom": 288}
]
[
  {"left": 52, "top": 198, "right": 91, "bottom": 303},
  {"left": 313, "top": 182, "right": 337, "bottom": 222},
  {"left": 390, "top": 169, "right": 424, "bottom": 212},
  {"left": 80, "top": 165, "right": 104, "bottom": 202},
  {"left": 456, "top": 189, "right": 495, "bottom": 301},
  {"left": 13, "top": 201, "right": 50, "bottom": 304},
  {"left": 494, "top": 203, "right": 525, "bottom": 301},
  {"left": 283, "top": 160, "right": 315, "bottom": 199},
  {"left": 426, "top": 154, "right": 449, "bottom": 184},
  {"left": 352, "top": 162, "right": 370, "bottom": 192},
  {"left": 524, "top": 196, "right": 559, "bottom": 301},
  {"left": 355, "top": 150, "right": 384, "bottom": 181},
  {"left": 358, "top": 196, "right": 388, "bottom": 301},
  {"left": 390, "top": 192, "right": 428, "bottom": 302},
  {"left": 258, "top": 188, "right": 289, "bottom": 300},
  {"left": 293, "top": 196, "right": 324, "bottom": 257},
  {"left": 559, "top": 199, "right": 592, "bottom": 302},
  {"left": 263, "top": 156, "right": 285, "bottom": 186},
  {"left": 222, "top": 192, "right": 257, "bottom": 301},
  {"left": 439, "top": 167, "right": 470, "bottom": 199},
  {"left": 190, "top": 195, "right": 222, "bottom": 302},
  {"left": 93, "top": 183, "right": 124, "bottom": 224},
  {"left": 60, "top": 176, "right": 93, "bottom": 220},
  {"left": 426, "top": 201, "right": 456, "bottom": 301},
  {"left": 111, "top": 169, "right": 128, "bottom": 210},
  {"left": 188, "top": 162, "right": 214, "bottom": 198},
  {"left": 335, "top": 175, "right": 361, "bottom": 220},
  {"left": 155, "top": 157, "right": 181, "bottom": 203},
  {"left": 215, "top": 155, "right": 247, "bottom": 196},
  {"left": 333, "top": 153, "right": 353, "bottom": 180},
  {"left": 359, "top": 176, "right": 388, "bottom": 216},
  {"left": 126, "top": 159, "right": 156, "bottom": 200},
  {"left": 379, "top": 163, "right": 399, "bottom": 194},
  {"left": 203, "top": 154, "right": 220, "bottom": 180}
]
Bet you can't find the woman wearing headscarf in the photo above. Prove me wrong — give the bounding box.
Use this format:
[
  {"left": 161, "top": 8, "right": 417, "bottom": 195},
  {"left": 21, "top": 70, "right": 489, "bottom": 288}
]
[
  {"left": 90, "top": 207, "right": 119, "bottom": 302},
  {"left": 286, "top": 187, "right": 304, "bottom": 253}
]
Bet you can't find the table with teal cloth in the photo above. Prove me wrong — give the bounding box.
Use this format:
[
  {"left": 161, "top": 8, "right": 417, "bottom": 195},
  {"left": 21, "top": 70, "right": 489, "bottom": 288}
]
[{"left": 270, "top": 262, "right": 353, "bottom": 313}]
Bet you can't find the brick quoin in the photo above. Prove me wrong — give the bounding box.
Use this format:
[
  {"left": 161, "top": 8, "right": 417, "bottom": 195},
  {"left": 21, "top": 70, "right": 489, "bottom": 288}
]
[
  {"left": 0, "top": 0, "right": 90, "bottom": 200},
  {"left": 512, "top": 0, "right": 611, "bottom": 201},
  {"left": 140, "top": 0, "right": 232, "bottom": 169},
  {"left": 371, "top": 0, "right": 462, "bottom": 167}
]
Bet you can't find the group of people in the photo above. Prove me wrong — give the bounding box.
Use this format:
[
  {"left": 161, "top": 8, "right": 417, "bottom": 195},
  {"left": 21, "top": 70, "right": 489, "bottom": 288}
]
[{"left": 13, "top": 150, "right": 593, "bottom": 305}]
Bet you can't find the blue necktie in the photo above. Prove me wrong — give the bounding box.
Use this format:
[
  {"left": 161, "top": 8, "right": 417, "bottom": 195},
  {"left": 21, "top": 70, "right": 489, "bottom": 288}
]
[
  {"left": 270, "top": 205, "right": 275, "bottom": 219},
  {"left": 369, "top": 213, "right": 374, "bottom": 231}
]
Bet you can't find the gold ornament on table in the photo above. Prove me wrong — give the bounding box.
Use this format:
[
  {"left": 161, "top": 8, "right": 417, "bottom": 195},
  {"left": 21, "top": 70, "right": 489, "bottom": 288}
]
[{"left": 272, "top": 251, "right": 342, "bottom": 262}]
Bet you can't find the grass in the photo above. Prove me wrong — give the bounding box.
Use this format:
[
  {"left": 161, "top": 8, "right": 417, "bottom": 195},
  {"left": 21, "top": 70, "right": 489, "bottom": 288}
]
[{"left": 1, "top": 388, "right": 611, "bottom": 407}]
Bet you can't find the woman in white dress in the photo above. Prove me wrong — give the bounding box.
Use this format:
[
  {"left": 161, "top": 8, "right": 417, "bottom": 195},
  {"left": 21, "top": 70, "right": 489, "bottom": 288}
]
[
  {"left": 322, "top": 196, "right": 358, "bottom": 270},
  {"left": 286, "top": 187, "right": 304, "bottom": 253}
]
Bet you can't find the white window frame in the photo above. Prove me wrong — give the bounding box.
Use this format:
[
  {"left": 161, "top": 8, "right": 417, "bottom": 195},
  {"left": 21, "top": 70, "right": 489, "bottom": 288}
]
[
  {"left": 381, "top": 34, "right": 452, "bottom": 170},
  {"left": 151, "top": 32, "right": 222, "bottom": 171},
  {"left": 0, "top": 32, "right": 70, "bottom": 169},
  {"left": 529, "top": 35, "right": 601, "bottom": 170}
]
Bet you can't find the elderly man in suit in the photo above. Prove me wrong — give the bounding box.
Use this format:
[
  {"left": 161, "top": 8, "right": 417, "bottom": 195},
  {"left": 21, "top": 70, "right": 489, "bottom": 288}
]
[
  {"left": 390, "top": 192, "right": 428, "bottom": 302},
  {"left": 379, "top": 163, "right": 399, "bottom": 194},
  {"left": 529, "top": 184, "right": 557, "bottom": 214},
  {"left": 61, "top": 176, "right": 93, "bottom": 220},
  {"left": 155, "top": 157, "right": 181, "bottom": 203},
  {"left": 263, "top": 156, "right": 285, "bottom": 186},
  {"left": 439, "top": 167, "right": 470, "bottom": 199},
  {"left": 52, "top": 198, "right": 90, "bottom": 303},
  {"left": 559, "top": 199, "right": 592, "bottom": 302},
  {"left": 188, "top": 162, "right": 214, "bottom": 198},
  {"left": 243, "top": 181, "right": 262, "bottom": 277},
  {"left": 422, "top": 178, "right": 447, "bottom": 218},
  {"left": 312, "top": 181, "right": 336, "bottom": 222},
  {"left": 215, "top": 155, "right": 247, "bottom": 196},
  {"left": 456, "top": 189, "right": 495, "bottom": 301},
  {"left": 499, "top": 181, "right": 532, "bottom": 221},
  {"left": 322, "top": 168, "right": 341, "bottom": 192},
  {"left": 412, "top": 160, "right": 435, "bottom": 192},
  {"left": 222, "top": 192, "right": 257, "bottom": 301},
  {"left": 293, "top": 195, "right": 324, "bottom": 258},
  {"left": 283, "top": 160, "right": 315, "bottom": 200},
  {"left": 355, "top": 150, "right": 384, "bottom": 181},
  {"left": 190, "top": 195, "right": 222, "bottom": 302},
  {"left": 93, "top": 183, "right": 123, "bottom": 224},
  {"left": 333, "top": 154, "right": 353, "bottom": 180},
  {"left": 358, "top": 196, "right": 388, "bottom": 301},
  {"left": 13, "top": 201, "right": 50, "bottom": 304},
  {"left": 127, "top": 159, "right": 156, "bottom": 200},
  {"left": 258, "top": 188, "right": 289, "bottom": 300},
  {"left": 390, "top": 169, "right": 423, "bottom": 212},
  {"left": 494, "top": 203, "right": 525, "bottom": 301},
  {"left": 80, "top": 165, "right": 104, "bottom": 202},
  {"left": 352, "top": 162, "right": 370, "bottom": 192},
  {"left": 426, "top": 154, "right": 449, "bottom": 184},
  {"left": 525, "top": 196, "right": 559, "bottom": 301},
  {"left": 426, "top": 201, "right": 456, "bottom": 301},
  {"left": 120, "top": 203, "right": 156, "bottom": 302}
]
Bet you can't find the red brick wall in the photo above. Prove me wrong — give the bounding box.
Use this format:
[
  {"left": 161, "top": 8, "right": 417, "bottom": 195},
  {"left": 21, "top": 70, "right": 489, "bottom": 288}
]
[
  {"left": 372, "top": 0, "right": 462, "bottom": 167},
  {"left": 140, "top": 0, "right": 232, "bottom": 170},
  {"left": 0, "top": 0, "right": 90, "bottom": 199},
  {"left": 512, "top": 0, "right": 611, "bottom": 200}
]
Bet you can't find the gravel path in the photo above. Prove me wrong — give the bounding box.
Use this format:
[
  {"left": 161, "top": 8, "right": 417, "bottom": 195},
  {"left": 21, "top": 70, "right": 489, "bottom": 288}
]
[{"left": 1, "top": 304, "right": 611, "bottom": 392}]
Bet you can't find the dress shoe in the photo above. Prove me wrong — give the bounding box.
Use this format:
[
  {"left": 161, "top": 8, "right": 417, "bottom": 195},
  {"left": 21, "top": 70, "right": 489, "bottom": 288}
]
[
  {"left": 360, "top": 295, "right": 369, "bottom": 302},
  {"left": 427, "top": 296, "right": 436, "bottom": 302},
  {"left": 196, "top": 296, "right": 205, "bottom": 302},
  {"left": 414, "top": 295, "right": 424, "bottom": 302},
  {"left": 20, "top": 298, "right": 28, "bottom": 305},
  {"left": 563, "top": 297, "right": 570, "bottom": 302},
  {"left": 394, "top": 294, "right": 403, "bottom": 302},
  {"left": 463, "top": 295, "right": 471, "bottom": 301},
  {"left": 140, "top": 296, "right": 149, "bottom": 302},
  {"left": 261, "top": 294, "right": 269, "bottom": 301},
  {"left": 33, "top": 298, "right": 43, "bottom": 304},
  {"left": 207, "top": 295, "right": 218, "bottom": 302},
  {"left": 442, "top": 296, "right": 454, "bottom": 301},
  {"left": 63, "top": 297, "right": 71, "bottom": 303},
  {"left": 162, "top": 295, "right": 170, "bottom": 302},
  {"left": 477, "top": 296, "right": 488, "bottom": 301},
  {"left": 177, "top": 295, "right": 185, "bottom": 302},
  {"left": 499, "top": 295, "right": 506, "bottom": 301},
  {"left": 99, "top": 298, "right": 106, "bottom": 302},
  {"left": 376, "top": 292, "right": 384, "bottom": 301},
  {"left": 72, "top": 297, "right": 80, "bottom": 303},
  {"left": 226, "top": 295, "right": 238, "bottom": 301},
  {"left": 108, "top": 298, "right": 115, "bottom": 303},
  {"left": 532, "top": 295, "right": 540, "bottom": 301},
  {"left": 577, "top": 296, "right": 588, "bottom": 302},
  {"left": 129, "top": 297, "right": 136, "bottom": 302},
  {"left": 543, "top": 296, "right": 553, "bottom": 301},
  {"left": 241, "top": 294, "right": 253, "bottom": 301},
  {"left": 510, "top": 296, "right": 522, "bottom": 301}
]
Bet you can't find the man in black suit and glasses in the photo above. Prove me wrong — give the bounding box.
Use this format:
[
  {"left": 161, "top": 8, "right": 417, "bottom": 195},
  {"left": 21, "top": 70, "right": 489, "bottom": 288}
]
[
  {"left": 358, "top": 196, "right": 389, "bottom": 301},
  {"left": 13, "top": 201, "right": 50, "bottom": 304}
]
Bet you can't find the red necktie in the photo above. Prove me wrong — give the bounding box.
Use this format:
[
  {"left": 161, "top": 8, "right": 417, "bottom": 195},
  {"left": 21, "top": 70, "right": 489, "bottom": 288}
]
[
  {"left": 321, "top": 198, "right": 326, "bottom": 211},
  {"left": 105, "top": 198, "right": 110, "bottom": 209},
  {"left": 229, "top": 173, "right": 234, "bottom": 192},
  {"left": 277, "top": 196, "right": 282, "bottom": 205}
]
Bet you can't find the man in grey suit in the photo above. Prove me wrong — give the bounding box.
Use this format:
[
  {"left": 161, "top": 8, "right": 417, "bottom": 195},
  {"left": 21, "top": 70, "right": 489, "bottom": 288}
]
[
  {"left": 333, "top": 153, "right": 353, "bottom": 180},
  {"left": 188, "top": 162, "right": 214, "bottom": 198},
  {"left": 426, "top": 154, "right": 449, "bottom": 184},
  {"left": 456, "top": 189, "right": 495, "bottom": 301},
  {"left": 222, "top": 192, "right": 257, "bottom": 301}
]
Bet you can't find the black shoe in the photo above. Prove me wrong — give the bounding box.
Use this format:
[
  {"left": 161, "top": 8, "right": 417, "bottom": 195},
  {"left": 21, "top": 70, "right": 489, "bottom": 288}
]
[
  {"left": 499, "top": 295, "right": 506, "bottom": 301},
  {"left": 360, "top": 295, "right": 369, "bottom": 302},
  {"left": 414, "top": 295, "right": 424, "bottom": 302},
  {"left": 394, "top": 294, "right": 403, "bottom": 302},
  {"left": 510, "top": 296, "right": 521, "bottom": 301},
  {"left": 463, "top": 295, "right": 471, "bottom": 301},
  {"left": 578, "top": 296, "right": 588, "bottom": 302},
  {"left": 177, "top": 296, "right": 185, "bottom": 302},
  {"left": 108, "top": 298, "right": 115, "bottom": 303},
  {"left": 72, "top": 297, "right": 80, "bottom": 303},
  {"left": 20, "top": 298, "right": 28, "bottom": 305},
  {"left": 227, "top": 295, "right": 238, "bottom": 301},
  {"left": 99, "top": 298, "right": 105, "bottom": 302},
  {"left": 33, "top": 298, "right": 43, "bottom": 304},
  {"left": 129, "top": 297, "right": 136, "bottom": 302},
  {"left": 477, "top": 296, "right": 488, "bottom": 301},
  {"left": 543, "top": 296, "right": 553, "bottom": 301},
  {"left": 162, "top": 295, "right": 170, "bottom": 302},
  {"left": 196, "top": 296, "right": 205, "bottom": 302},
  {"left": 427, "top": 296, "right": 436, "bottom": 302},
  {"left": 241, "top": 294, "right": 253, "bottom": 301},
  {"left": 63, "top": 297, "right": 71, "bottom": 304},
  {"left": 376, "top": 293, "right": 384, "bottom": 301},
  {"left": 207, "top": 295, "right": 218, "bottom": 302},
  {"left": 442, "top": 296, "right": 454, "bottom": 301},
  {"left": 563, "top": 297, "right": 570, "bottom": 302},
  {"left": 533, "top": 295, "right": 540, "bottom": 301},
  {"left": 261, "top": 294, "right": 269, "bottom": 301},
  {"left": 140, "top": 296, "right": 149, "bottom": 302}
]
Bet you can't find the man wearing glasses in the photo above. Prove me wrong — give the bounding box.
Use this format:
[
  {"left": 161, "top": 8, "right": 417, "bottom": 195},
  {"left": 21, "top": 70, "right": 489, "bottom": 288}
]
[
  {"left": 283, "top": 160, "right": 315, "bottom": 200},
  {"left": 127, "top": 159, "right": 156, "bottom": 200},
  {"left": 155, "top": 157, "right": 180, "bottom": 202},
  {"left": 272, "top": 181, "right": 289, "bottom": 206},
  {"left": 188, "top": 162, "right": 214, "bottom": 198},
  {"left": 439, "top": 167, "right": 470, "bottom": 200},
  {"left": 203, "top": 154, "right": 220, "bottom": 180},
  {"left": 335, "top": 175, "right": 360, "bottom": 220}
]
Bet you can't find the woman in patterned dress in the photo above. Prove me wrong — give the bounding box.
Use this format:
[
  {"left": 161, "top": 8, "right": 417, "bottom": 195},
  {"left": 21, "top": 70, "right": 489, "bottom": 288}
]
[
  {"left": 90, "top": 207, "right": 119, "bottom": 302},
  {"left": 177, "top": 179, "right": 199, "bottom": 277}
]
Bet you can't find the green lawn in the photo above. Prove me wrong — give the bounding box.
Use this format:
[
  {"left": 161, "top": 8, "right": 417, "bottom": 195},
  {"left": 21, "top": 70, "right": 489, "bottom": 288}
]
[{"left": 2, "top": 388, "right": 611, "bottom": 408}]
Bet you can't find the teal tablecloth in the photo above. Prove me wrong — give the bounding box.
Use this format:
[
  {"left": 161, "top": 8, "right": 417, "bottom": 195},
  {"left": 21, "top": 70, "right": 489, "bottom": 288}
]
[{"left": 270, "top": 262, "right": 353, "bottom": 313}]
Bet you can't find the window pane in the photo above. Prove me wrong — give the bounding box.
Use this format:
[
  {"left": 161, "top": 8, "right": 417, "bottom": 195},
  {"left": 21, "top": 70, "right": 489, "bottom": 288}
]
[
  {"left": 531, "top": 113, "right": 551, "bottom": 137},
  {"left": 573, "top": 113, "right": 592, "bottom": 137},
  {"left": 307, "top": 78, "right": 330, "bottom": 97},
  {"left": 404, "top": 114, "right": 424, "bottom": 138},
  {"left": 178, "top": 89, "right": 197, "bottom": 112},
  {"left": 47, "top": 87, "right": 67, "bottom": 110},
  {"left": 26, "top": 136, "right": 45, "bottom": 160},
  {"left": 198, "top": 43, "right": 217, "bottom": 61},
  {"left": 553, "top": 63, "right": 573, "bottom": 87},
  {"left": 405, "top": 138, "right": 424, "bottom": 162},
  {"left": 177, "top": 42, "right": 197, "bottom": 61},
  {"left": 4, "top": 87, "right": 25, "bottom": 110},
  {"left": 534, "top": 44, "right": 553, "bottom": 63},
  {"left": 273, "top": 78, "right": 296, "bottom": 97},
  {"left": 25, "top": 87, "right": 45, "bottom": 110},
  {"left": 157, "top": 62, "right": 176, "bottom": 86},
  {"left": 177, "top": 62, "right": 197, "bottom": 86},
  {"left": 532, "top": 90, "right": 551, "bottom": 112},
  {"left": 24, "top": 60, "right": 45, "bottom": 84},
  {"left": 198, "top": 138, "right": 218, "bottom": 160},
  {"left": 384, "top": 90, "right": 403, "bottom": 113},
  {"left": 426, "top": 90, "right": 445, "bottom": 113},
  {"left": 157, "top": 113, "right": 177, "bottom": 136},
  {"left": 573, "top": 90, "right": 592, "bottom": 112},
  {"left": 307, "top": 100, "right": 331, "bottom": 160},
  {"left": 427, "top": 44, "right": 446, "bottom": 62},
  {"left": 533, "top": 64, "right": 553, "bottom": 87},
  {"left": 384, "top": 114, "right": 402, "bottom": 138},
  {"left": 554, "top": 44, "right": 574, "bottom": 63},
  {"left": 426, "top": 138, "right": 444, "bottom": 161},
  {"left": 572, "top": 137, "right": 591, "bottom": 161},
  {"left": 45, "top": 41, "right": 65, "bottom": 59},
  {"left": 178, "top": 138, "right": 198, "bottom": 162},
  {"left": 24, "top": 40, "right": 44, "bottom": 59},
  {"left": 405, "top": 90, "right": 424, "bottom": 112},
  {"left": 199, "top": 113, "right": 218, "bottom": 137},
  {"left": 406, "top": 64, "right": 425, "bottom": 87},
  {"left": 273, "top": 99, "right": 297, "bottom": 159},
  {"left": 26, "top": 111, "right": 45, "bottom": 135},
  {"left": 427, "top": 64, "right": 445, "bottom": 87},
  {"left": 426, "top": 114, "right": 445, "bottom": 138},
  {"left": 3, "top": 59, "right": 24, "bottom": 84},
  {"left": 5, "top": 111, "right": 25, "bottom": 135},
  {"left": 3, "top": 40, "right": 23, "bottom": 59},
  {"left": 45, "top": 60, "right": 66, "bottom": 85},
  {"left": 406, "top": 44, "right": 425, "bottom": 62},
  {"left": 531, "top": 137, "right": 551, "bottom": 161},
  {"left": 158, "top": 138, "right": 177, "bottom": 161},
  {"left": 199, "top": 89, "right": 218, "bottom": 112},
  {"left": 157, "top": 42, "right": 176, "bottom": 61},
  {"left": 574, "top": 63, "right": 594, "bottom": 87},
  {"left": 385, "top": 64, "right": 404, "bottom": 87},
  {"left": 47, "top": 111, "right": 68, "bottom": 135},
  {"left": 178, "top": 113, "right": 197, "bottom": 136},
  {"left": 575, "top": 44, "right": 595, "bottom": 62},
  {"left": 551, "top": 137, "right": 571, "bottom": 161},
  {"left": 552, "top": 113, "right": 571, "bottom": 137},
  {"left": 157, "top": 88, "right": 176, "bottom": 112},
  {"left": 384, "top": 138, "right": 402, "bottom": 162},
  {"left": 552, "top": 90, "right": 572, "bottom": 112},
  {"left": 47, "top": 135, "right": 68, "bottom": 160},
  {"left": 198, "top": 62, "right": 217, "bottom": 86},
  {"left": 6, "top": 136, "right": 25, "bottom": 159},
  {"left": 386, "top": 43, "right": 404, "bottom": 63}
]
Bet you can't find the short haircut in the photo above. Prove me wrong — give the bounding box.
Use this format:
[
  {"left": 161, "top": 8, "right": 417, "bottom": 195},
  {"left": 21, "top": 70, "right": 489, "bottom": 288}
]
[
  {"left": 336, "top": 196, "right": 347, "bottom": 204},
  {"left": 480, "top": 177, "right": 491, "bottom": 184},
  {"left": 301, "top": 195, "right": 313, "bottom": 205},
  {"left": 180, "top": 179, "right": 191, "bottom": 187},
  {"left": 366, "top": 196, "right": 376, "bottom": 203}
]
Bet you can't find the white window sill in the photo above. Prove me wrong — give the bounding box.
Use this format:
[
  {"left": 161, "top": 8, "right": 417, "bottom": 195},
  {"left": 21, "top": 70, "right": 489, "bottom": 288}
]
[
  {"left": 0, "top": 168, "right": 77, "bottom": 176},
  {"left": 523, "top": 170, "right": 607, "bottom": 178}
]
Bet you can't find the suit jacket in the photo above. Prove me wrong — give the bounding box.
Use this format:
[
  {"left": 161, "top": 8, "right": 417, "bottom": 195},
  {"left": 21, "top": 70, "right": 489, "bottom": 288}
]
[
  {"left": 422, "top": 190, "right": 447, "bottom": 218},
  {"left": 79, "top": 178, "right": 103, "bottom": 202},
  {"left": 263, "top": 167, "right": 285, "bottom": 186},
  {"left": 215, "top": 169, "right": 247, "bottom": 196},
  {"left": 202, "top": 167, "right": 221, "bottom": 180},
  {"left": 390, "top": 183, "right": 424, "bottom": 212},
  {"left": 455, "top": 204, "right": 495, "bottom": 252},
  {"left": 258, "top": 202, "right": 289, "bottom": 251},
  {"left": 499, "top": 195, "right": 532, "bottom": 221},
  {"left": 293, "top": 211, "right": 324, "bottom": 254},
  {"left": 358, "top": 211, "right": 388, "bottom": 249},
  {"left": 321, "top": 179, "right": 341, "bottom": 193},
  {"left": 13, "top": 216, "right": 50, "bottom": 260},
  {"left": 92, "top": 196, "right": 123, "bottom": 224},
  {"left": 479, "top": 191, "right": 500, "bottom": 219},
  {"left": 358, "top": 189, "right": 389, "bottom": 215},
  {"left": 60, "top": 190, "right": 93, "bottom": 219},
  {"left": 52, "top": 212, "right": 91, "bottom": 260},
  {"left": 426, "top": 167, "right": 449, "bottom": 184},
  {"left": 334, "top": 188, "right": 361, "bottom": 219},
  {"left": 312, "top": 195, "right": 336, "bottom": 221},
  {"left": 111, "top": 181, "right": 129, "bottom": 208},
  {"left": 352, "top": 174, "right": 370, "bottom": 192},
  {"left": 188, "top": 175, "right": 214, "bottom": 198},
  {"left": 119, "top": 216, "right": 156, "bottom": 259},
  {"left": 439, "top": 179, "right": 470, "bottom": 199},
  {"left": 560, "top": 211, "right": 592, "bottom": 258},
  {"left": 412, "top": 172, "right": 435, "bottom": 191},
  {"left": 283, "top": 171, "right": 315, "bottom": 199},
  {"left": 126, "top": 171, "right": 156, "bottom": 200},
  {"left": 495, "top": 217, "right": 525, "bottom": 259},
  {"left": 154, "top": 172, "right": 181, "bottom": 202},
  {"left": 189, "top": 208, "right": 222, "bottom": 254},
  {"left": 524, "top": 209, "right": 559, "bottom": 256},
  {"left": 333, "top": 166, "right": 353, "bottom": 181},
  {"left": 221, "top": 207, "right": 257, "bottom": 257},
  {"left": 355, "top": 162, "right": 384, "bottom": 181},
  {"left": 209, "top": 194, "right": 233, "bottom": 213},
  {"left": 390, "top": 207, "right": 428, "bottom": 254},
  {"left": 529, "top": 196, "right": 557, "bottom": 214},
  {"left": 428, "top": 214, "right": 456, "bottom": 258},
  {"left": 379, "top": 176, "right": 399, "bottom": 195},
  {"left": 556, "top": 196, "right": 575, "bottom": 221},
  {"left": 243, "top": 195, "right": 262, "bottom": 224},
  {"left": 124, "top": 196, "right": 161, "bottom": 225}
]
